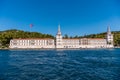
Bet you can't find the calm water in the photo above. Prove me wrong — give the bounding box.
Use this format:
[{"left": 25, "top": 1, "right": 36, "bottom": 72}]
[{"left": 0, "top": 49, "right": 120, "bottom": 80}]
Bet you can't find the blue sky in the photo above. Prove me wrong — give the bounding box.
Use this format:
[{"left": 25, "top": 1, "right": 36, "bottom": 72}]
[{"left": 0, "top": 0, "right": 120, "bottom": 36}]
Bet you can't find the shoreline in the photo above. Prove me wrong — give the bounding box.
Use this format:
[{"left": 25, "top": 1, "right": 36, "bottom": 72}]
[{"left": 0, "top": 47, "right": 120, "bottom": 50}]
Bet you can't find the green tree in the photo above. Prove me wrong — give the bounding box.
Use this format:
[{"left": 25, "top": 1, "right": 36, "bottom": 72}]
[{"left": 64, "top": 34, "right": 69, "bottom": 38}]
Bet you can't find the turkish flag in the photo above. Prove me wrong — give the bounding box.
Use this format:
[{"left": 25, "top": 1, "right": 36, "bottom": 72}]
[{"left": 30, "top": 24, "right": 33, "bottom": 28}]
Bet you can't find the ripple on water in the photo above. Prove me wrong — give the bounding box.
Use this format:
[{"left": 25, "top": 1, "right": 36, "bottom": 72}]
[{"left": 0, "top": 49, "right": 120, "bottom": 80}]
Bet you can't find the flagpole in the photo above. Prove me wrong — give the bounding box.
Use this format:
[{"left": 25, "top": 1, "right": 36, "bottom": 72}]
[
  {"left": 29, "top": 24, "right": 33, "bottom": 38},
  {"left": 30, "top": 24, "right": 33, "bottom": 32}
]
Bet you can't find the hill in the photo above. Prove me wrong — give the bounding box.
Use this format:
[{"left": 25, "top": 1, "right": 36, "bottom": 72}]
[
  {"left": 63, "top": 31, "right": 120, "bottom": 46},
  {"left": 0, "top": 29, "right": 120, "bottom": 48},
  {"left": 81, "top": 31, "right": 120, "bottom": 46},
  {"left": 0, "top": 29, "right": 54, "bottom": 48}
]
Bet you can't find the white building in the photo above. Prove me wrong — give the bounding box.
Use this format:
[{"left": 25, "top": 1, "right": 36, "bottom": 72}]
[
  {"left": 9, "top": 25, "right": 114, "bottom": 49},
  {"left": 10, "top": 38, "right": 55, "bottom": 48}
]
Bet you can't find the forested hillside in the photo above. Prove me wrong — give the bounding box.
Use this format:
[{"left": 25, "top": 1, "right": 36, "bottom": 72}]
[
  {"left": 0, "top": 29, "right": 54, "bottom": 48},
  {"left": 63, "top": 31, "right": 120, "bottom": 46},
  {"left": 0, "top": 29, "right": 120, "bottom": 48},
  {"left": 82, "top": 31, "right": 120, "bottom": 46}
]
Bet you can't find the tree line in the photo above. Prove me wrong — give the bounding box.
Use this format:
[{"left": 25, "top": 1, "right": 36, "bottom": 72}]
[
  {"left": 63, "top": 31, "right": 120, "bottom": 46},
  {"left": 0, "top": 29, "right": 54, "bottom": 48},
  {"left": 0, "top": 29, "right": 120, "bottom": 48}
]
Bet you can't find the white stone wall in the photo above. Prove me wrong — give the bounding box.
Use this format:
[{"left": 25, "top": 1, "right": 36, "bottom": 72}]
[
  {"left": 56, "top": 35, "right": 63, "bottom": 48},
  {"left": 89, "top": 39, "right": 107, "bottom": 48},
  {"left": 9, "top": 38, "right": 114, "bottom": 49},
  {"left": 9, "top": 39, "right": 55, "bottom": 48},
  {"left": 62, "top": 39, "right": 80, "bottom": 48}
]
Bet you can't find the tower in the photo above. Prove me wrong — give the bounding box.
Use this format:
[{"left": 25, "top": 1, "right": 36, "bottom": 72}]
[
  {"left": 56, "top": 24, "right": 63, "bottom": 48},
  {"left": 106, "top": 26, "right": 113, "bottom": 45}
]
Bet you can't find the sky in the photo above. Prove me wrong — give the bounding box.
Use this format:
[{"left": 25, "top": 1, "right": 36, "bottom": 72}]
[{"left": 0, "top": 0, "right": 120, "bottom": 36}]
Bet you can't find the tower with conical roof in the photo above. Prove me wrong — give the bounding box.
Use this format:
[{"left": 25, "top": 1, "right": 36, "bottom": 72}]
[
  {"left": 106, "top": 26, "right": 113, "bottom": 45},
  {"left": 56, "top": 24, "right": 63, "bottom": 48}
]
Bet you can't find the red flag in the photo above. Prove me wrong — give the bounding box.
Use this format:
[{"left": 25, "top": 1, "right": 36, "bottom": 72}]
[{"left": 30, "top": 24, "right": 33, "bottom": 28}]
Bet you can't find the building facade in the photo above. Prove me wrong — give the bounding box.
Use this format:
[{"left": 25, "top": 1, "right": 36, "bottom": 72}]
[
  {"left": 9, "top": 25, "right": 114, "bottom": 48},
  {"left": 10, "top": 39, "right": 55, "bottom": 48}
]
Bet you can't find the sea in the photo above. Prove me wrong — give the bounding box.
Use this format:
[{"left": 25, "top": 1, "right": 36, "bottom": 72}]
[{"left": 0, "top": 49, "right": 120, "bottom": 80}]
